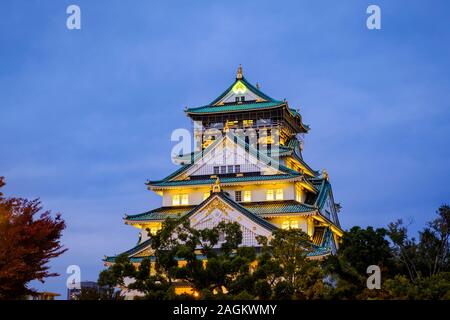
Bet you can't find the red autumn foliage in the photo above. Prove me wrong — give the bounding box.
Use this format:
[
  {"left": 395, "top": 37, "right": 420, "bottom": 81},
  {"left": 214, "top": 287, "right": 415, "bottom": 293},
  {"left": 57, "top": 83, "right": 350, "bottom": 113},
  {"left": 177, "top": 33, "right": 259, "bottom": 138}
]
[{"left": 0, "top": 177, "right": 67, "bottom": 299}]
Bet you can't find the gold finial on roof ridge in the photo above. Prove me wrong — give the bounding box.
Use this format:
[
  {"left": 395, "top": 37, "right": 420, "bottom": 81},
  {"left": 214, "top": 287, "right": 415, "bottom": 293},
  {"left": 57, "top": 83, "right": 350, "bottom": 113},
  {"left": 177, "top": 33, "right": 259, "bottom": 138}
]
[
  {"left": 322, "top": 169, "right": 329, "bottom": 181},
  {"left": 212, "top": 176, "right": 221, "bottom": 193},
  {"left": 237, "top": 64, "right": 243, "bottom": 79}
]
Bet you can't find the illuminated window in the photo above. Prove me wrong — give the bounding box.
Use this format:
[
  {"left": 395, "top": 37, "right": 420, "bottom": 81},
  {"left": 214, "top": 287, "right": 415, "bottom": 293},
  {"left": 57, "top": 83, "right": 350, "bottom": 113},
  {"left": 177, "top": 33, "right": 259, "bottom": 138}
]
[
  {"left": 243, "top": 190, "right": 251, "bottom": 202},
  {"left": 203, "top": 192, "right": 210, "bottom": 200},
  {"left": 173, "top": 194, "right": 188, "bottom": 206},
  {"left": 172, "top": 194, "right": 180, "bottom": 206},
  {"left": 235, "top": 191, "right": 242, "bottom": 202},
  {"left": 226, "top": 120, "right": 239, "bottom": 128},
  {"left": 276, "top": 189, "right": 284, "bottom": 200},
  {"left": 243, "top": 120, "right": 254, "bottom": 127},
  {"left": 266, "top": 189, "right": 283, "bottom": 201},
  {"left": 181, "top": 194, "right": 189, "bottom": 205},
  {"left": 149, "top": 226, "right": 159, "bottom": 235},
  {"left": 281, "top": 220, "right": 299, "bottom": 229}
]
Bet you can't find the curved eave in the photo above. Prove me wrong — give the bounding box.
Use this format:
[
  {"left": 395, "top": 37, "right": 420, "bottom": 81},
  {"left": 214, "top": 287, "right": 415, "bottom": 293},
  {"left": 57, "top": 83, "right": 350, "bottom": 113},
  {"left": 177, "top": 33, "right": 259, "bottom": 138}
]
[
  {"left": 313, "top": 213, "right": 344, "bottom": 237},
  {"left": 186, "top": 102, "right": 286, "bottom": 115},
  {"left": 298, "top": 179, "right": 318, "bottom": 194},
  {"left": 260, "top": 211, "right": 317, "bottom": 218},
  {"left": 147, "top": 175, "right": 303, "bottom": 190}
]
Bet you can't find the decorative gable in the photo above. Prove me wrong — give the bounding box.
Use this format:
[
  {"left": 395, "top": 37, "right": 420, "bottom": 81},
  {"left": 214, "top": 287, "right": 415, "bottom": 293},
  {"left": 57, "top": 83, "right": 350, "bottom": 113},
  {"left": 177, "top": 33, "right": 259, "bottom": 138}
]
[
  {"left": 213, "top": 80, "right": 267, "bottom": 105},
  {"left": 176, "top": 134, "right": 283, "bottom": 179},
  {"left": 188, "top": 196, "right": 273, "bottom": 247}
]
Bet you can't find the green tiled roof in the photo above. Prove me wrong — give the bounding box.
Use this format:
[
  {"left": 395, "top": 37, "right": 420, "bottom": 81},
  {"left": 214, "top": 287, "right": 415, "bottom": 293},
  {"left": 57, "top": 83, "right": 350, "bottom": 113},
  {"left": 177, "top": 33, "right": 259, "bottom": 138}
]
[
  {"left": 209, "top": 76, "right": 277, "bottom": 106},
  {"left": 148, "top": 173, "right": 301, "bottom": 188},
  {"left": 125, "top": 206, "right": 195, "bottom": 222},
  {"left": 147, "top": 133, "right": 305, "bottom": 188},
  {"left": 242, "top": 201, "right": 316, "bottom": 215},
  {"left": 126, "top": 200, "right": 316, "bottom": 223},
  {"left": 127, "top": 192, "right": 281, "bottom": 231},
  {"left": 308, "top": 228, "right": 333, "bottom": 257},
  {"left": 186, "top": 101, "right": 284, "bottom": 114},
  {"left": 113, "top": 238, "right": 152, "bottom": 258},
  {"left": 311, "top": 179, "right": 331, "bottom": 210}
]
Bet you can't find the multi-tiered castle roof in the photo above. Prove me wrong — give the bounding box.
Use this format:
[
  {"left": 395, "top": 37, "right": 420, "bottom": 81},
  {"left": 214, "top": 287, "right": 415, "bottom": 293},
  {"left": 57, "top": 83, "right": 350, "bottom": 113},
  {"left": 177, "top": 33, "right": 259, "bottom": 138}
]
[{"left": 105, "top": 66, "right": 343, "bottom": 265}]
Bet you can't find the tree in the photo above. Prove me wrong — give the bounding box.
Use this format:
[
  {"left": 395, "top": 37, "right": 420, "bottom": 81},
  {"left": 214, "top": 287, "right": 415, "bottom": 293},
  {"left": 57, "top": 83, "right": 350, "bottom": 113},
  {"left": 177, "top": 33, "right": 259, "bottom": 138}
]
[
  {"left": 255, "top": 228, "right": 331, "bottom": 299},
  {"left": 324, "top": 226, "right": 394, "bottom": 299},
  {"left": 0, "top": 177, "right": 67, "bottom": 300},
  {"left": 98, "top": 218, "right": 258, "bottom": 299},
  {"left": 384, "top": 273, "right": 450, "bottom": 300},
  {"left": 387, "top": 205, "right": 450, "bottom": 282}
]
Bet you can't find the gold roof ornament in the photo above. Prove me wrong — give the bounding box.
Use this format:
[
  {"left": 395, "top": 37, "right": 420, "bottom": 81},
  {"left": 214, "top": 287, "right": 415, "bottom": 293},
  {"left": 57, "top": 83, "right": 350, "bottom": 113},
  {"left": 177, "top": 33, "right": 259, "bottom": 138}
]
[
  {"left": 322, "top": 169, "right": 329, "bottom": 181},
  {"left": 212, "top": 176, "right": 221, "bottom": 193},
  {"left": 237, "top": 64, "right": 243, "bottom": 79}
]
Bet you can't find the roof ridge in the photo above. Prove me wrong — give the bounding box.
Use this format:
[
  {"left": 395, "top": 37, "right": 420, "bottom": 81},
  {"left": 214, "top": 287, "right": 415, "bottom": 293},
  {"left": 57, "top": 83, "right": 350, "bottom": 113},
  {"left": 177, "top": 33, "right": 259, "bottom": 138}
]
[
  {"left": 208, "top": 76, "right": 277, "bottom": 106},
  {"left": 148, "top": 133, "right": 302, "bottom": 185}
]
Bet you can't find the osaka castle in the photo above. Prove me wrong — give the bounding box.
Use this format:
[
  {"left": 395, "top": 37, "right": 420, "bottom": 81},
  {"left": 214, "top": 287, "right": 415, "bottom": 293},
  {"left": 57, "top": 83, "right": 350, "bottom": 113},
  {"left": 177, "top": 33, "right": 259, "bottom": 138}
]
[{"left": 105, "top": 66, "right": 343, "bottom": 270}]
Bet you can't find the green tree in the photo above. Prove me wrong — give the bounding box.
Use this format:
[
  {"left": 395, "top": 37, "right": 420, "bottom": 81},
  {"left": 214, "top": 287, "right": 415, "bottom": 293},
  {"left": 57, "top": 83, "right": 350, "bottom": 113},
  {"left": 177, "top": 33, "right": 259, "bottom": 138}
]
[
  {"left": 255, "top": 228, "right": 331, "bottom": 299},
  {"left": 387, "top": 205, "right": 449, "bottom": 282},
  {"left": 324, "top": 226, "right": 394, "bottom": 299},
  {"left": 98, "top": 218, "right": 258, "bottom": 299}
]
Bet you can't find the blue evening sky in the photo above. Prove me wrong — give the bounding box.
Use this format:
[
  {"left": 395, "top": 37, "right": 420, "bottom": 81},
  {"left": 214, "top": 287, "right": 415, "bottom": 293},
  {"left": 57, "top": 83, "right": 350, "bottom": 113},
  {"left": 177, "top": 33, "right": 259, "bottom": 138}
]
[{"left": 1, "top": 1, "right": 449, "bottom": 298}]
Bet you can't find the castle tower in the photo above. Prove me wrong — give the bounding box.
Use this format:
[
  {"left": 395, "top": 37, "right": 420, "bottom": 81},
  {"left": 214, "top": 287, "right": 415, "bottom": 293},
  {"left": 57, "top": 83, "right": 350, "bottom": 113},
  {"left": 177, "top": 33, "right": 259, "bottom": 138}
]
[{"left": 105, "top": 67, "right": 343, "bottom": 268}]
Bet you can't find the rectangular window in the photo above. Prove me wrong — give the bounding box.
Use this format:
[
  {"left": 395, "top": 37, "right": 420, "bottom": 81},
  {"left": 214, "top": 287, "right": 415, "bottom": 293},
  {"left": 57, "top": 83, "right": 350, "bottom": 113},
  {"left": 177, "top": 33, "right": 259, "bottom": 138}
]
[
  {"left": 243, "top": 120, "right": 254, "bottom": 127},
  {"left": 172, "top": 194, "right": 180, "bottom": 206},
  {"left": 235, "top": 165, "right": 241, "bottom": 173},
  {"left": 226, "top": 120, "right": 239, "bottom": 128},
  {"left": 173, "top": 194, "right": 188, "bottom": 206},
  {"left": 213, "top": 166, "right": 219, "bottom": 174},
  {"left": 181, "top": 194, "right": 189, "bottom": 205},
  {"left": 227, "top": 165, "right": 234, "bottom": 173},
  {"left": 243, "top": 190, "right": 251, "bottom": 202},
  {"left": 266, "top": 189, "right": 274, "bottom": 201},
  {"left": 235, "top": 191, "right": 242, "bottom": 202},
  {"left": 281, "top": 221, "right": 290, "bottom": 230},
  {"left": 276, "top": 189, "right": 284, "bottom": 200},
  {"left": 203, "top": 192, "right": 210, "bottom": 200},
  {"left": 240, "top": 96, "right": 245, "bottom": 102},
  {"left": 220, "top": 166, "right": 226, "bottom": 174}
]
